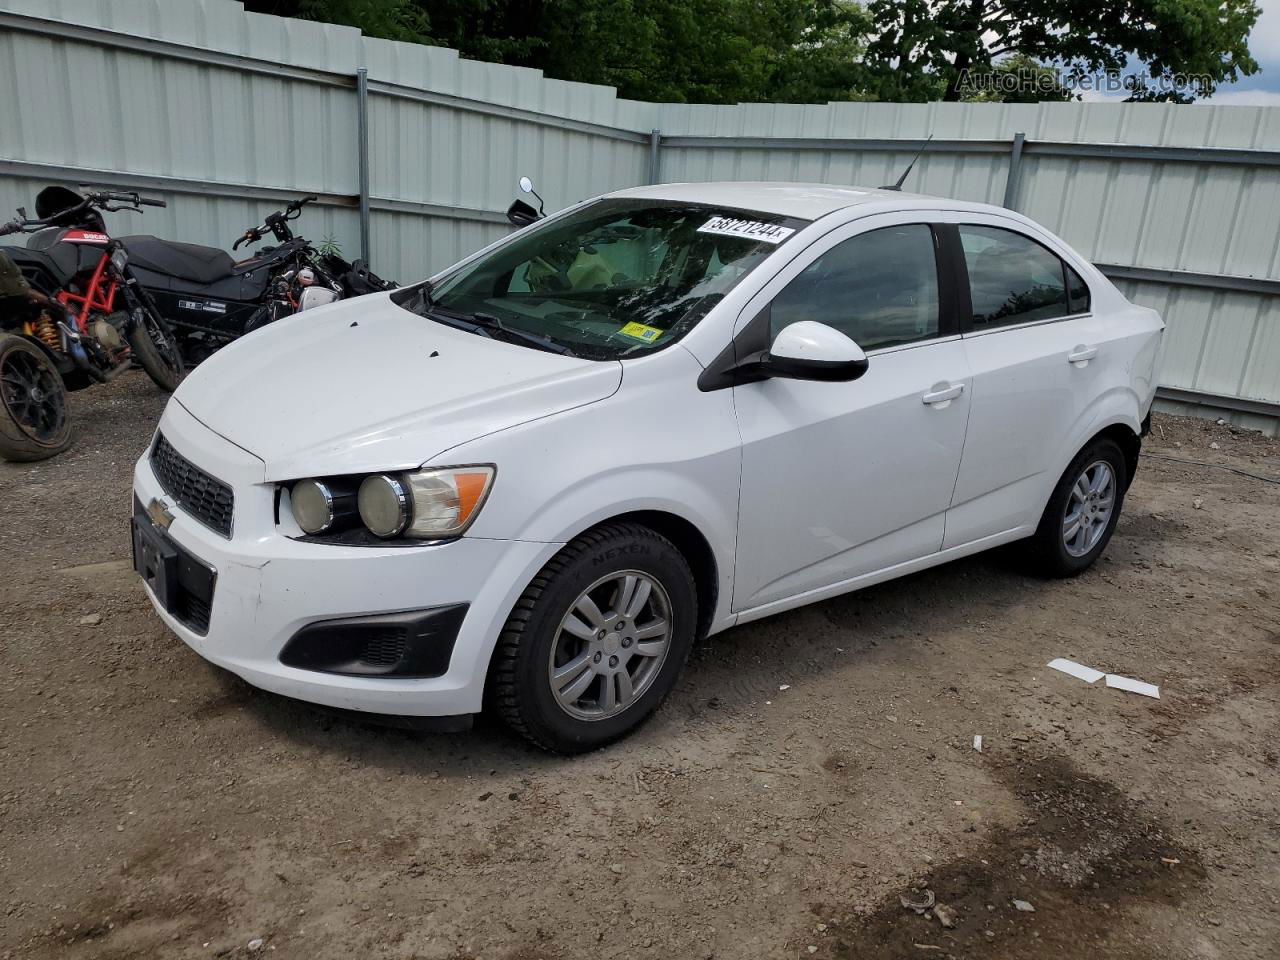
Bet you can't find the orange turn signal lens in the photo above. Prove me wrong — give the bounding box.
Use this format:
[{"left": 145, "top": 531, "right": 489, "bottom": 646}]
[{"left": 402, "top": 466, "right": 496, "bottom": 538}]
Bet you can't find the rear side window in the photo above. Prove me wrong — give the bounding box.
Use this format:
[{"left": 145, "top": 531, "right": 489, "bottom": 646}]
[
  {"left": 770, "top": 224, "right": 940, "bottom": 351},
  {"left": 960, "top": 225, "right": 1081, "bottom": 329}
]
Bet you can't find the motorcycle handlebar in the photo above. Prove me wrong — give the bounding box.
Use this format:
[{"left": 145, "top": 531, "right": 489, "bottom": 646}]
[
  {"left": 237, "top": 195, "right": 316, "bottom": 246},
  {"left": 284, "top": 194, "right": 319, "bottom": 215},
  {"left": 88, "top": 190, "right": 146, "bottom": 206},
  {"left": 0, "top": 187, "right": 164, "bottom": 235}
]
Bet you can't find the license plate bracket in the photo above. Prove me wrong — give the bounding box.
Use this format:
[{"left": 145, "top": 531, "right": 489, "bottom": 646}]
[{"left": 132, "top": 512, "right": 179, "bottom": 609}]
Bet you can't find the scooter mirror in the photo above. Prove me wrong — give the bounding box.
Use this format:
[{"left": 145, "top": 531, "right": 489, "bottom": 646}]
[{"left": 518, "top": 176, "right": 534, "bottom": 194}]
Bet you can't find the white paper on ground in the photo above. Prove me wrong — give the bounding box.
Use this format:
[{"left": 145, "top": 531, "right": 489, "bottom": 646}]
[
  {"left": 1105, "top": 674, "right": 1161, "bottom": 699},
  {"left": 973, "top": 735, "right": 983, "bottom": 752},
  {"left": 1047, "top": 658, "right": 1105, "bottom": 684}
]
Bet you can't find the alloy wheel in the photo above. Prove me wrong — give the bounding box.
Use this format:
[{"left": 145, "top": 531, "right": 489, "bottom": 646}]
[
  {"left": 1062, "top": 459, "right": 1115, "bottom": 557},
  {"left": 0, "top": 349, "right": 65, "bottom": 442},
  {"left": 548, "top": 570, "right": 673, "bottom": 721}
]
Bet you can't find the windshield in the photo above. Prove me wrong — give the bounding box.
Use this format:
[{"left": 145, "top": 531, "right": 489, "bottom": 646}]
[{"left": 393, "top": 199, "right": 808, "bottom": 360}]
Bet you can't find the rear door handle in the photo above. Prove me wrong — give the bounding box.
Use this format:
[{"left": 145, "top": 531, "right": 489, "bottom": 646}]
[
  {"left": 1067, "top": 345, "right": 1098, "bottom": 364},
  {"left": 922, "top": 382, "right": 964, "bottom": 406}
]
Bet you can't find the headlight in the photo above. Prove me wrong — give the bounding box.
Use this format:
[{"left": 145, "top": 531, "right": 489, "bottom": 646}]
[
  {"left": 291, "top": 479, "right": 347, "bottom": 535},
  {"left": 291, "top": 465, "right": 495, "bottom": 541},
  {"left": 358, "top": 474, "right": 412, "bottom": 538},
  {"left": 357, "top": 466, "right": 495, "bottom": 539}
]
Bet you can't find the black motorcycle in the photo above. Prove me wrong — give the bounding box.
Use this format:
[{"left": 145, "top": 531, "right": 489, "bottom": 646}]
[
  {"left": 32, "top": 187, "right": 394, "bottom": 364},
  {"left": 0, "top": 189, "right": 185, "bottom": 461}
]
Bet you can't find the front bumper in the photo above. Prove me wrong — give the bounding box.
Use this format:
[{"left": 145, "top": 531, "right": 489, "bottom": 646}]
[{"left": 132, "top": 401, "right": 558, "bottom": 717}]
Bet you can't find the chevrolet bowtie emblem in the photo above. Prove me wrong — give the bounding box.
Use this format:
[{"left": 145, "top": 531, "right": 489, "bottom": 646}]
[{"left": 146, "top": 498, "right": 175, "bottom": 531}]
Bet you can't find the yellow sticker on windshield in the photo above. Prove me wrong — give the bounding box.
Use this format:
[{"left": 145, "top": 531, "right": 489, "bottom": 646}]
[{"left": 619, "top": 322, "right": 662, "bottom": 343}]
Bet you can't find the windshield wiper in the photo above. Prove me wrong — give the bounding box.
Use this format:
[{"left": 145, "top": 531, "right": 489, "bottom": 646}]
[
  {"left": 398, "top": 279, "right": 437, "bottom": 316},
  {"left": 418, "top": 300, "right": 575, "bottom": 356},
  {"left": 417, "top": 279, "right": 436, "bottom": 312},
  {"left": 463, "top": 311, "right": 576, "bottom": 356}
]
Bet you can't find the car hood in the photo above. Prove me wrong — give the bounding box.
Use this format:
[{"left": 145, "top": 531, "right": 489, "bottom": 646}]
[{"left": 173, "top": 292, "right": 622, "bottom": 481}]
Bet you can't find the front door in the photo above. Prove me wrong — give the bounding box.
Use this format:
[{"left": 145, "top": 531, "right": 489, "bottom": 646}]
[{"left": 731, "top": 218, "right": 972, "bottom": 613}]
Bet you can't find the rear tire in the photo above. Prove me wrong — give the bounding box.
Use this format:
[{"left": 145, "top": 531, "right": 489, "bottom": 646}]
[
  {"left": 126, "top": 301, "right": 185, "bottom": 392},
  {"left": 489, "top": 523, "right": 697, "bottom": 754},
  {"left": 1025, "top": 437, "right": 1128, "bottom": 577},
  {"left": 0, "top": 333, "right": 72, "bottom": 462}
]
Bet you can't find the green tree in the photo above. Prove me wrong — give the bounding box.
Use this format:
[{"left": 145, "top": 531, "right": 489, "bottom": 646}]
[
  {"left": 246, "top": 0, "right": 872, "bottom": 104},
  {"left": 862, "top": 0, "right": 1260, "bottom": 102},
  {"left": 536, "top": 0, "right": 872, "bottom": 103},
  {"left": 960, "top": 53, "right": 1073, "bottom": 102}
]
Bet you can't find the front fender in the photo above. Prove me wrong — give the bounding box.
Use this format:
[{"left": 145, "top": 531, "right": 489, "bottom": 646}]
[{"left": 444, "top": 347, "right": 742, "bottom": 634}]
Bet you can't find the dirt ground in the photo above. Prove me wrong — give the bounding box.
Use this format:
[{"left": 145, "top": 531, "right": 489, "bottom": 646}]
[{"left": 1, "top": 371, "right": 1278, "bottom": 960}]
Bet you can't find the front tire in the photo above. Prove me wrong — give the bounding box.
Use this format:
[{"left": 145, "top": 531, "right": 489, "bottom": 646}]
[
  {"left": 489, "top": 523, "right": 697, "bottom": 754},
  {"left": 1026, "top": 437, "right": 1128, "bottom": 577},
  {"left": 0, "top": 333, "right": 72, "bottom": 462},
  {"left": 125, "top": 300, "right": 185, "bottom": 392}
]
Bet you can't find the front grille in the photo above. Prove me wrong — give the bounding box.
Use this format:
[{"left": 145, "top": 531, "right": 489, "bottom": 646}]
[
  {"left": 360, "top": 629, "right": 408, "bottom": 668},
  {"left": 151, "top": 433, "right": 234, "bottom": 538}
]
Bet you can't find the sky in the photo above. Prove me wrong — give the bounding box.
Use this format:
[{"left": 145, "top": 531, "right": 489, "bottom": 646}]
[
  {"left": 1214, "top": 0, "right": 1280, "bottom": 104},
  {"left": 1077, "top": 0, "right": 1280, "bottom": 104}
]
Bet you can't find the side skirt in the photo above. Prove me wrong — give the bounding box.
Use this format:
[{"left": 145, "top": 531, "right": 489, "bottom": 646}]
[{"left": 731, "top": 525, "right": 1035, "bottom": 628}]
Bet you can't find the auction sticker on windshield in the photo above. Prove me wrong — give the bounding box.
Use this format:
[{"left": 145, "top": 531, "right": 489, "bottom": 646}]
[
  {"left": 697, "top": 216, "right": 796, "bottom": 244},
  {"left": 619, "top": 321, "right": 663, "bottom": 342}
]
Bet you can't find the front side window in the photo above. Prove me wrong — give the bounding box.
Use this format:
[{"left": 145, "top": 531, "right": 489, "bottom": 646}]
[
  {"left": 394, "top": 200, "right": 806, "bottom": 360},
  {"left": 769, "top": 224, "right": 941, "bottom": 351},
  {"left": 1066, "top": 263, "right": 1091, "bottom": 315},
  {"left": 960, "top": 225, "right": 1077, "bottom": 328}
]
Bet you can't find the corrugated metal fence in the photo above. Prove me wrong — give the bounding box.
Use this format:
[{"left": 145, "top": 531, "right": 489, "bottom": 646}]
[{"left": 3, "top": 0, "right": 1279, "bottom": 431}]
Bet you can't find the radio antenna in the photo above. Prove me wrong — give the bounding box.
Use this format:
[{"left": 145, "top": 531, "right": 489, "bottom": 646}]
[{"left": 881, "top": 135, "right": 933, "bottom": 191}]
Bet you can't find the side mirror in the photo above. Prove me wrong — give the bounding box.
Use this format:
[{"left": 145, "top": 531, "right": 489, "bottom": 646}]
[
  {"left": 506, "top": 199, "right": 542, "bottom": 227},
  {"left": 515, "top": 174, "right": 545, "bottom": 217},
  {"left": 762, "top": 321, "right": 868, "bottom": 382}
]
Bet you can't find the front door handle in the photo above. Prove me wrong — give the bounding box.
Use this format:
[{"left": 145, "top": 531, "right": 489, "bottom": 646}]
[
  {"left": 922, "top": 382, "right": 964, "bottom": 406},
  {"left": 1067, "top": 345, "right": 1098, "bottom": 365}
]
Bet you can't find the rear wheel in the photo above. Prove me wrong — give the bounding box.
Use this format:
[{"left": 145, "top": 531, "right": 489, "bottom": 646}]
[
  {"left": 1025, "top": 437, "right": 1127, "bottom": 577},
  {"left": 0, "top": 333, "right": 72, "bottom": 462},
  {"left": 489, "top": 523, "right": 697, "bottom": 753},
  {"left": 125, "top": 296, "right": 184, "bottom": 392}
]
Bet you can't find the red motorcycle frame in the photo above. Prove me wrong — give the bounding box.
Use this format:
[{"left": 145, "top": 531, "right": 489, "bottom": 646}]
[{"left": 55, "top": 230, "right": 117, "bottom": 333}]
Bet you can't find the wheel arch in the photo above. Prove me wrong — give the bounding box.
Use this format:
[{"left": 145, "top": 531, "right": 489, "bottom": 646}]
[
  {"left": 480, "top": 506, "right": 726, "bottom": 704},
  {"left": 1055, "top": 387, "right": 1144, "bottom": 491},
  {"left": 1092, "top": 422, "right": 1141, "bottom": 489},
  {"left": 598, "top": 509, "right": 720, "bottom": 641}
]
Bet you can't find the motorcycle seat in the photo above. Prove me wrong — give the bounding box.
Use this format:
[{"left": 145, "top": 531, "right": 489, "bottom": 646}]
[{"left": 120, "top": 236, "right": 237, "bottom": 284}]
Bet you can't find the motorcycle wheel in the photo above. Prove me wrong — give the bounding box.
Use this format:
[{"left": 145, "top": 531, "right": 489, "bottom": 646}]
[
  {"left": 0, "top": 333, "right": 73, "bottom": 462},
  {"left": 126, "top": 302, "right": 185, "bottom": 392}
]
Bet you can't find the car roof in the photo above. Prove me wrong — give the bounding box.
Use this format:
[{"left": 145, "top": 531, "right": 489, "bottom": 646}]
[{"left": 608, "top": 181, "right": 1006, "bottom": 222}]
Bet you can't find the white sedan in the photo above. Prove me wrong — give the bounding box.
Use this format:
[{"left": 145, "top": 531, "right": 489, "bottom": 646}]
[{"left": 131, "top": 182, "right": 1164, "bottom": 752}]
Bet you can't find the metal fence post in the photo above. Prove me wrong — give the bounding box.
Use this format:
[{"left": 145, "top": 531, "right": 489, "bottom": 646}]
[
  {"left": 647, "top": 129, "right": 662, "bottom": 185},
  {"left": 356, "top": 67, "right": 371, "bottom": 261},
  {"left": 1002, "top": 131, "right": 1025, "bottom": 210}
]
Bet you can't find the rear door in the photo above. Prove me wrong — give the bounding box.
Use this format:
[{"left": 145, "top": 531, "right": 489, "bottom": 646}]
[{"left": 939, "top": 216, "right": 1101, "bottom": 548}]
